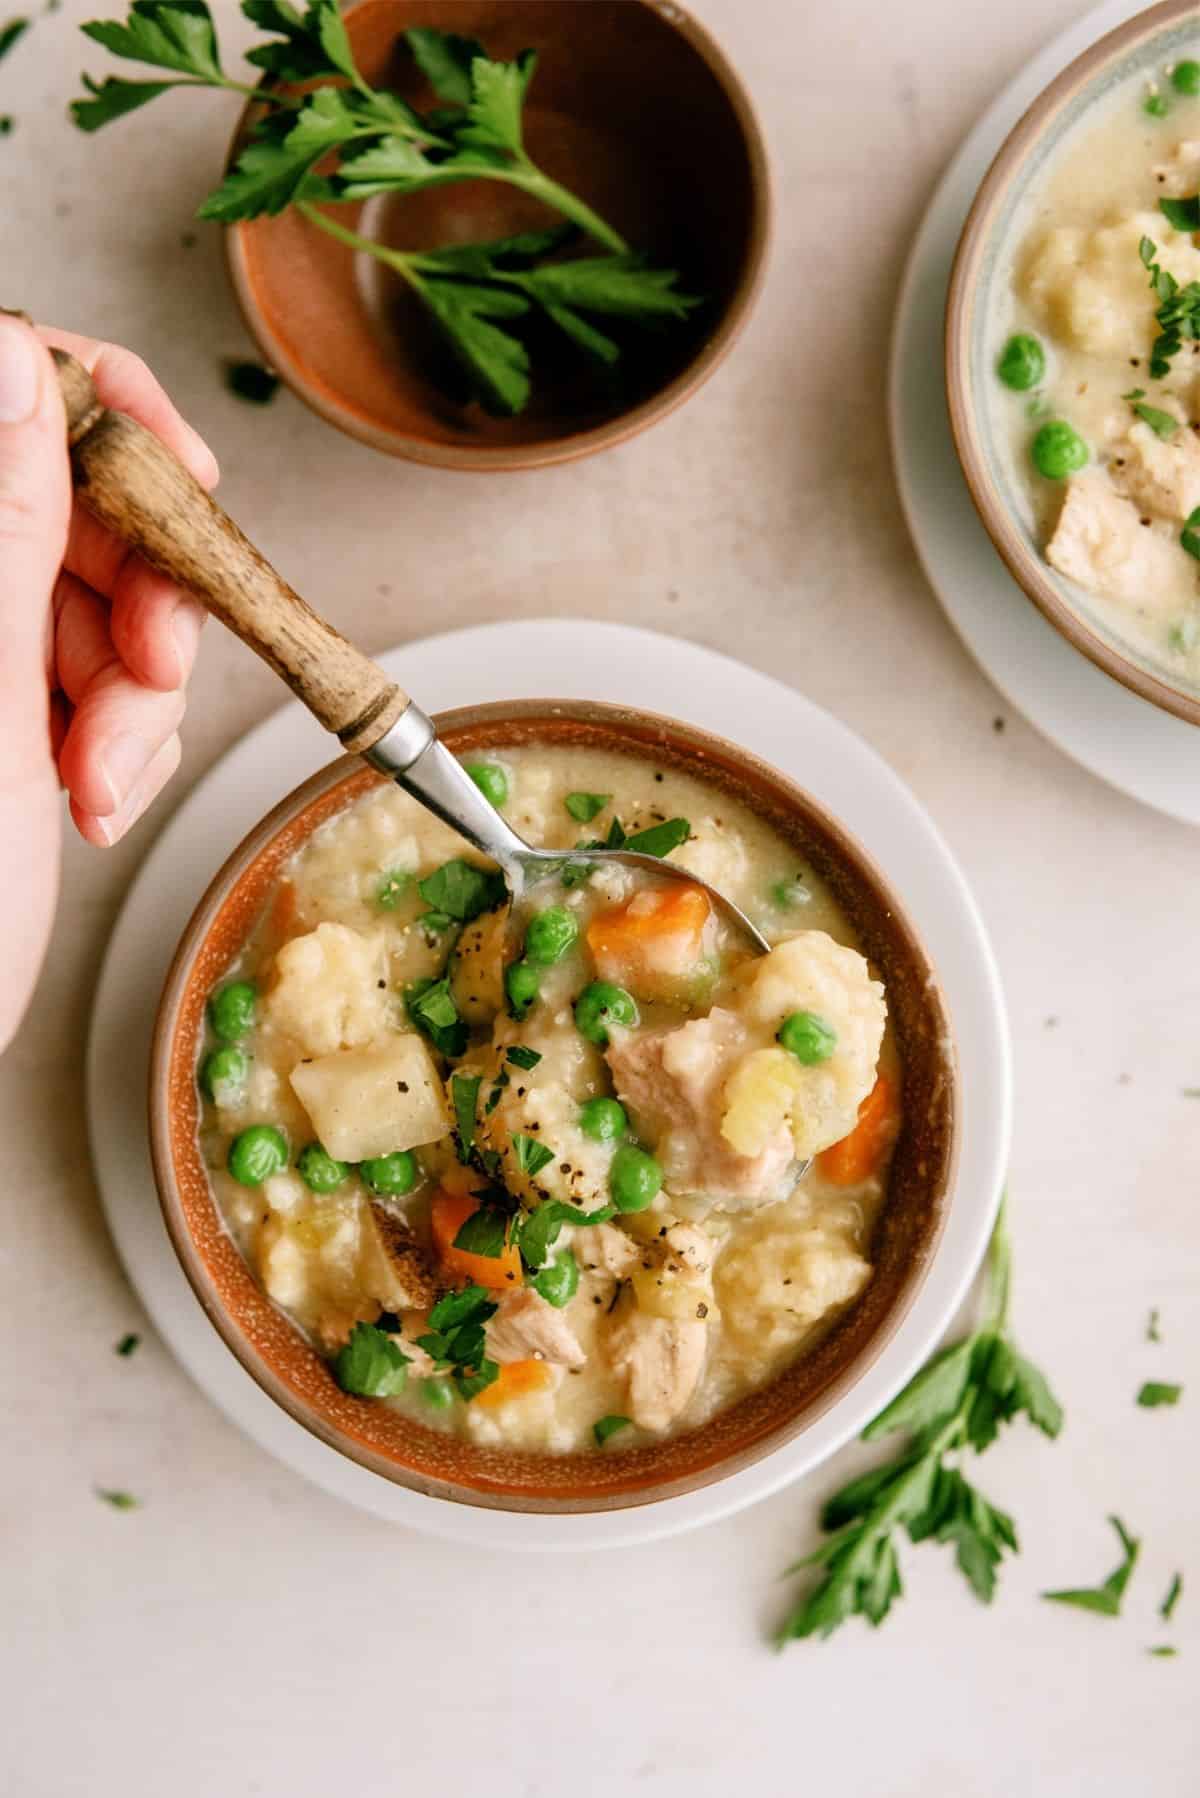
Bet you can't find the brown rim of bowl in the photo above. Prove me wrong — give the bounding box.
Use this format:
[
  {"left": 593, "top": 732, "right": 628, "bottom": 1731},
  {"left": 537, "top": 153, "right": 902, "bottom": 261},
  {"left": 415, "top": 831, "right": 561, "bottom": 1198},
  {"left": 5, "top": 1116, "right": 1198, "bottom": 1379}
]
[
  {"left": 945, "top": 0, "right": 1200, "bottom": 728},
  {"left": 223, "top": 0, "right": 772, "bottom": 472},
  {"left": 149, "top": 700, "right": 959, "bottom": 1513}
]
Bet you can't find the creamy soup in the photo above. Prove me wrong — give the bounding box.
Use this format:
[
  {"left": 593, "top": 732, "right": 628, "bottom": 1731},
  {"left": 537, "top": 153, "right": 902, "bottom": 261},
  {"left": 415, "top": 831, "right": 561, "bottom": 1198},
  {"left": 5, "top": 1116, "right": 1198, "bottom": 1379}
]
[
  {"left": 197, "top": 747, "right": 899, "bottom": 1455},
  {"left": 992, "top": 57, "right": 1200, "bottom": 678}
]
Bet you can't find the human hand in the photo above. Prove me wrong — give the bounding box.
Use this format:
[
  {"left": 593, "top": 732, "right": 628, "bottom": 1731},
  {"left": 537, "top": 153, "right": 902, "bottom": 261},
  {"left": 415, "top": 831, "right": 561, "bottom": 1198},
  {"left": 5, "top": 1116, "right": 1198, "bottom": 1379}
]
[{"left": 0, "top": 314, "right": 217, "bottom": 1049}]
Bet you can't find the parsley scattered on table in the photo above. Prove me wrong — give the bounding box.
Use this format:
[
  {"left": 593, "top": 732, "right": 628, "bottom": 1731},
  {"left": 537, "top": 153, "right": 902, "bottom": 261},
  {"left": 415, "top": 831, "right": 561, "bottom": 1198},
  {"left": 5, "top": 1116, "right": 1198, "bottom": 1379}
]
[
  {"left": 777, "top": 1202, "right": 1063, "bottom": 1642},
  {"left": 225, "top": 358, "right": 279, "bottom": 403},
  {"left": 1148, "top": 1644, "right": 1179, "bottom": 1657},
  {"left": 71, "top": 3, "right": 701, "bottom": 414},
  {"left": 334, "top": 1320, "right": 410, "bottom": 1397},
  {"left": 1137, "top": 1380, "right": 1182, "bottom": 1408},
  {"left": 114, "top": 1332, "right": 141, "bottom": 1357},
  {"left": 1042, "top": 1516, "right": 1140, "bottom": 1617},
  {"left": 95, "top": 1487, "right": 140, "bottom": 1510},
  {"left": 0, "top": 17, "right": 29, "bottom": 62},
  {"left": 1147, "top": 1307, "right": 1162, "bottom": 1342},
  {"left": 1161, "top": 1572, "right": 1183, "bottom": 1620}
]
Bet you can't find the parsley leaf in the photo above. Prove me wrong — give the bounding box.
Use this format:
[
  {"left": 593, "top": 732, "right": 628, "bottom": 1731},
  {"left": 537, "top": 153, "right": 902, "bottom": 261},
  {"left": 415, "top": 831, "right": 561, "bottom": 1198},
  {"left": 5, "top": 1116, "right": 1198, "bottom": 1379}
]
[
  {"left": 198, "top": 87, "right": 364, "bottom": 221},
  {"left": 506, "top": 1045, "right": 542, "bottom": 1071},
  {"left": 1148, "top": 1644, "right": 1179, "bottom": 1657},
  {"left": 404, "top": 24, "right": 485, "bottom": 105},
  {"left": 1160, "top": 192, "right": 1200, "bottom": 232},
  {"left": 226, "top": 359, "right": 279, "bottom": 404},
  {"left": 71, "top": 72, "right": 175, "bottom": 128},
  {"left": 82, "top": 2, "right": 223, "bottom": 79},
  {"left": 413, "top": 276, "right": 532, "bottom": 416},
  {"left": 624, "top": 817, "right": 691, "bottom": 858},
  {"left": 428, "top": 1285, "right": 495, "bottom": 1333},
  {"left": 593, "top": 1414, "right": 631, "bottom": 1446},
  {"left": 564, "top": 791, "right": 610, "bottom": 823},
  {"left": 114, "top": 1332, "right": 141, "bottom": 1357},
  {"left": 0, "top": 17, "right": 28, "bottom": 62},
  {"left": 242, "top": 0, "right": 353, "bottom": 83},
  {"left": 516, "top": 1199, "right": 615, "bottom": 1270},
  {"left": 451, "top": 1073, "right": 481, "bottom": 1163},
  {"left": 1042, "top": 1516, "right": 1140, "bottom": 1616},
  {"left": 1182, "top": 505, "right": 1200, "bottom": 561},
  {"left": 406, "top": 976, "right": 468, "bottom": 1057},
  {"left": 452, "top": 1205, "right": 510, "bottom": 1258},
  {"left": 418, "top": 857, "right": 506, "bottom": 922},
  {"left": 419, "top": 1286, "right": 499, "bottom": 1399},
  {"left": 1148, "top": 1307, "right": 1162, "bottom": 1342},
  {"left": 1137, "top": 1380, "right": 1182, "bottom": 1407},
  {"left": 1123, "top": 391, "right": 1179, "bottom": 438},
  {"left": 333, "top": 1320, "right": 411, "bottom": 1397},
  {"left": 95, "top": 1487, "right": 140, "bottom": 1510},
  {"left": 778, "top": 1200, "right": 1063, "bottom": 1642},
  {"left": 1161, "top": 1571, "right": 1183, "bottom": 1620},
  {"left": 457, "top": 49, "right": 536, "bottom": 156},
  {"left": 512, "top": 1132, "right": 554, "bottom": 1178},
  {"left": 1140, "top": 236, "right": 1200, "bottom": 377}
]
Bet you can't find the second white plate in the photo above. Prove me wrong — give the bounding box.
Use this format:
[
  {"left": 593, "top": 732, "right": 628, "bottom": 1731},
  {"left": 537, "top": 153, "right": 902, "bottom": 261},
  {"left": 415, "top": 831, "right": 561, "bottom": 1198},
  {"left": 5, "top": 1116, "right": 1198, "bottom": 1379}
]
[
  {"left": 87, "top": 620, "right": 1010, "bottom": 1550},
  {"left": 889, "top": 0, "right": 1200, "bottom": 826}
]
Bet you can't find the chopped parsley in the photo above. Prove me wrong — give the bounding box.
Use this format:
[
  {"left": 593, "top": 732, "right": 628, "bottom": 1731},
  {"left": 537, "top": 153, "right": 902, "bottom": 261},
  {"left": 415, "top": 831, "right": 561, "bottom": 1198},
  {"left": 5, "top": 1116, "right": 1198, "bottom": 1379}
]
[
  {"left": 1136, "top": 1381, "right": 1182, "bottom": 1408},
  {"left": 418, "top": 858, "right": 506, "bottom": 922},
  {"left": 451, "top": 1205, "right": 511, "bottom": 1259},
  {"left": 406, "top": 975, "right": 468, "bottom": 1057},
  {"left": 564, "top": 791, "right": 610, "bottom": 823},
  {"left": 1181, "top": 504, "right": 1200, "bottom": 561},
  {"left": 516, "top": 1199, "right": 615, "bottom": 1271},
  {"left": 1147, "top": 1307, "right": 1162, "bottom": 1342},
  {"left": 95, "top": 1487, "right": 140, "bottom": 1510},
  {"left": 1139, "top": 234, "right": 1200, "bottom": 378},
  {"left": 1161, "top": 1572, "right": 1183, "bottom": 1620},
  {"left": 593, "top": 1414, "right": 632, "bottom": 1446},
  {"left": 512, "top": 1132, "right": 554, "bottom": 1178},
  {"left": 417, "top": 1286, "right": 499, "bottom": 1399},
  {"left": 1042, "top": 1516, "right": 1140, "bottom": 1617},
  {"left": 0, "top": 17, "right": 29, "bottom": 62},
  {"left": 225, "top": 359, "right": 280, "bottom": 404},
  {"left": 624, "top": 817, "right": 691, "bottom": 858},
  {"left": 1122, "top": 386, "right": 1179, "bottom": 438},
  {"left": 451, "top": 1073, "right": 481, "bottom": 1162},
  {"left": 375, "top": 866, "right": 411, "bottom": 909},
  {"left": 1160, "top": 193, "right": 1200, "bottom": 232},
  {"left": 506, "top": 1045, "right": 542, "bottom": 1071},
  {"left": 114, "top": 1332, "right": 141, "bottom": 1357},
  {"left": 334, "top": 1321, "right": 410, "bottom": 1397}
]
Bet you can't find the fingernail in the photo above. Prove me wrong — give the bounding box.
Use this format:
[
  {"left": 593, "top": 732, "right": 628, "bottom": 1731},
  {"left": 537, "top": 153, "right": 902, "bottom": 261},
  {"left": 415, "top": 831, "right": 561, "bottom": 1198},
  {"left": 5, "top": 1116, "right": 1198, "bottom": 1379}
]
[
  {"left": 97, "top": 731, "right": 152, "bottom": 811},
  {"left": 170, "top": 602, "right": 202, "bottom": 684},
  {"left": 0, "top": 318, "right": 39, "bottom": 423}
]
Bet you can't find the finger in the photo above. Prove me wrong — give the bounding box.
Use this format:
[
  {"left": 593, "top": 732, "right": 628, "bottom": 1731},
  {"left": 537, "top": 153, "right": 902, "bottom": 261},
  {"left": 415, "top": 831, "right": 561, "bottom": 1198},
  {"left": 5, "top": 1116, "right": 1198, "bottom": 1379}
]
[
  {"left": 54, "top": 571, "right": 117, "bottom": 705},
  {"left": 110, "top": 569, "right": 207, "bottom": 692},
  {"left": 69, "top": 732, "right": 182, "bottom": 847},
  {"left": 49, "top": 692, "right": 71, "bottom": 770},
  {"left": 57, "top": 661, "right": 186, "bottom": 819},
  {"left": 0, "top": 319, "right": 70, "bottom": 727},
  {"left": 36, "top": 327, "right": 219, "bottom": 487}
]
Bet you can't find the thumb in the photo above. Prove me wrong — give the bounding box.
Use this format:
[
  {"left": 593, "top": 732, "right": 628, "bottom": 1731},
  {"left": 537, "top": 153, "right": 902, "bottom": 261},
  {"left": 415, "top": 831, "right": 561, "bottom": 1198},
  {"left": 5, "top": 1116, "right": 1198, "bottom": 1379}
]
[{"left": 0, "top": 316, "right": 70, "bottom": 714}]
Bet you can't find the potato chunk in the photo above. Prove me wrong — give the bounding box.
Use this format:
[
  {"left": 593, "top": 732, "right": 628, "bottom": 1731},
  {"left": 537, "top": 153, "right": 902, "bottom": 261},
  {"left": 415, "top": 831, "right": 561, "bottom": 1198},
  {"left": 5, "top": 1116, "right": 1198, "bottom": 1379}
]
[
  {"left": 266, "top": 921, "right": 388, "bottom": 1056},
  {"left": 289, "top": 1033, "right": 450, "bottom": 1161}
]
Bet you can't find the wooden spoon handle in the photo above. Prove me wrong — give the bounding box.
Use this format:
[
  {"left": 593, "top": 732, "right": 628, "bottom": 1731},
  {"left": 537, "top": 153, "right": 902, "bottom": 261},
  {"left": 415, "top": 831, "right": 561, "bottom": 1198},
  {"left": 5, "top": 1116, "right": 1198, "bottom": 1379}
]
[{"left": 50, "top": 345, "right": 407, "bottom": 754}]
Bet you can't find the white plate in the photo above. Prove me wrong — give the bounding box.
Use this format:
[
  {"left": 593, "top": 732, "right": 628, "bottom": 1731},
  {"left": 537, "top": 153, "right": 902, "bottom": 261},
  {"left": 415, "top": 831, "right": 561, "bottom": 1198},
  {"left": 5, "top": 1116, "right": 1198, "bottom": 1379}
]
[
  {"left": 889, "top": 0, "right": 1200, "bottom": 827},
  {"left": 86, "top": 620, "right": 1010, "bottom": 1550}
]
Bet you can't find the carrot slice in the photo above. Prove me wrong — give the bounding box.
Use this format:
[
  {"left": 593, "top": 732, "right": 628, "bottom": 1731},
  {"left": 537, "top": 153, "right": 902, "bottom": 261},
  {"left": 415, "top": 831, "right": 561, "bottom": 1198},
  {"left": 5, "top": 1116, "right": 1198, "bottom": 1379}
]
[
  {"left": 586, "top": 884, "right": 715, "bottom": 1002},
  {"left": 430, "top": 1189, "right": 522, "bottom": 1290},
  {"left": 473, "top": 1358, "right": 554, "bottom": 1409},
  {"left": 817, "top": 1075, "right": 899, "bottom": 1186}
]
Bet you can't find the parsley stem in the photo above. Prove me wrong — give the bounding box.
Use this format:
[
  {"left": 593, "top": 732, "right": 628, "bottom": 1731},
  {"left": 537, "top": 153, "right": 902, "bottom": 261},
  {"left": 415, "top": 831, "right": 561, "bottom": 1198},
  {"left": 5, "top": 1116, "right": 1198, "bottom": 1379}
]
[
  {"left": 506, "top": 164, "right": 628, "bottom": 253},
  {"left": 981, "top": 1194, "right": 1012, "bottom": 1335},
  {"left": 296, "top": 201, "right": 421, "bottom": 280}
]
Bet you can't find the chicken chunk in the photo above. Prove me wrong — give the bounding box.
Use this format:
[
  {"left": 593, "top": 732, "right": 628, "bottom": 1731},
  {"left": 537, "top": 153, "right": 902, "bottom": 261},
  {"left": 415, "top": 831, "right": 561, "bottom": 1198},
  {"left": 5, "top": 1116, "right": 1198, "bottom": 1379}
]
[
  {"left": 360, "top": 1202, "right": 439, "bottom": 1312},
  {"left": 485, "top": 1288, "right": 586, "bottom": 1368},
  {"left": 609, "top": 1310, "right": 707, "bottom": 1433},
  {"left": 1046, "top": 470, "right": 1198, "bottom": 614},
  {"left": 607, "top": 1010, "right": 795, "bottom": 1204},
  {"left": 577, "top": 1222, "right": 640, "bottom": 1280},
  {"left": 1109, "top": 413, "right": 1200, "bottom": 521}
]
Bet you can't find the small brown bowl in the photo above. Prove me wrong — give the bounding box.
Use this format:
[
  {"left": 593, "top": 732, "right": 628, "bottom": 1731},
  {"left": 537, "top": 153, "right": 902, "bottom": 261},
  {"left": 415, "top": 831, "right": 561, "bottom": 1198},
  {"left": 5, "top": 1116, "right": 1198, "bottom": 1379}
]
[
  {"left": 946, "top": 0, "right": 1200, "bottom": 726},
  {"left": 225, "top": 0, "right": 770, "bottom": 469},
  {"left": 149, "top": 700, "right": 958, "bottom": 1517}
]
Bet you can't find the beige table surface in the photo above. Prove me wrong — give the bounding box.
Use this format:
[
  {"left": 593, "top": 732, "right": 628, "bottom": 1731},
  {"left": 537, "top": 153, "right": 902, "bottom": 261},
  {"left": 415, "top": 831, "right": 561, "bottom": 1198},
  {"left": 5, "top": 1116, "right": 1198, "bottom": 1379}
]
[{"left": 4, "top": 1, "right": 1198, "bottom": 1792}]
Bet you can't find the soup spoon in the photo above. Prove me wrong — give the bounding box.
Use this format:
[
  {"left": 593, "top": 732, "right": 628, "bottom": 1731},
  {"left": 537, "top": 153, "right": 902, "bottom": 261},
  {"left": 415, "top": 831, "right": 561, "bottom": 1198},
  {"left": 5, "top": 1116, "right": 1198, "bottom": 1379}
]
[{"left": 42, "top": 337, "right": 770, "bottom": 956}]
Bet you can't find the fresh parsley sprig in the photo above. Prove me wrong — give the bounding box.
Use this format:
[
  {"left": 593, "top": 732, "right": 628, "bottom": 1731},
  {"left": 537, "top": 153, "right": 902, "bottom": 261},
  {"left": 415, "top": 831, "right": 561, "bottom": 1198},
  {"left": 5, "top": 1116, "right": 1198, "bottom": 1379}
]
[
  {"left": 778, "top": 1202, "right": 1063, "bottom": 1643},
  {"left": 1139, "top": 230, "right": 1200, "bottom": 378},
  {"left": 72, "top": 3, "right": 700, "bottom": 414}
]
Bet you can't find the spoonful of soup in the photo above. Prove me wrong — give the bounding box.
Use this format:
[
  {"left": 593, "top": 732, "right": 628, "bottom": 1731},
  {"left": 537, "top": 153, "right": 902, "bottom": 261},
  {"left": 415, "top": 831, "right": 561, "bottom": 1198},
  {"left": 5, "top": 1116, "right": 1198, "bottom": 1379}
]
[{"left": 42, "top": 334, "right": 770, "bottom": 957}]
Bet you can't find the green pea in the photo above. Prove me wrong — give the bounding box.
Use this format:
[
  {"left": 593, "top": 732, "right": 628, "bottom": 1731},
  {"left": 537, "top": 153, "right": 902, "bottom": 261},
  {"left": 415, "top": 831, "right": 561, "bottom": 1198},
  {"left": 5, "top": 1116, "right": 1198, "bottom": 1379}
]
[
  {"left": 574, "top": 981, "right": 639, "bottom": 1046},
  {"left": 1031, "top": 420, "right": 1088, "bottom": 480},
  {"left": 420, "top": 1377, "right": 454, "bottom": 1411},
  {"left": 376, "top": 867, "right": 411, "bottom": 910},
  {"left": 996, "top": 332, "right": 1046, "bottom": 392},
  {"left": 1145, "top": 92, "right": 1170, "bottom": 117},
  {"left": 525, "top": 905, "right": 579, "bottom": 966},
  {"left": 609, "top": 1144, "right": 662, "bottom": 1212},
  {"left": 777, "top": 1010, "right": 838, "bottom": 1065},
  {"left": 208, "top": 980, "right": 256, "bottom": 1042},
  {"left": 200, "top": 1044, "right": 249, "bottom": 1107},
  {"left": 227, "top": 1124, "right": 287, "bottom": 1187},
  {"left": 297, "top": 1142, "right": 350, "bottom": 1193},
  {"left": 1173, "top": 60, "right": 1200, "bottom": 94},
  {"left": 466, "top": 762, "right": 508, "bottom": 808},
  {"left": 360, "top": 1150, "right": 418, "bottom": 1195},
  {"left": 532, "top": 1249, "right": 579, "bottom": 1308},
  {"left": 579, "top": 1096, "right": 628, "bottom": 1142},
  {"left": 505, "top": 959, "right": 541, "bottom": 1018}
]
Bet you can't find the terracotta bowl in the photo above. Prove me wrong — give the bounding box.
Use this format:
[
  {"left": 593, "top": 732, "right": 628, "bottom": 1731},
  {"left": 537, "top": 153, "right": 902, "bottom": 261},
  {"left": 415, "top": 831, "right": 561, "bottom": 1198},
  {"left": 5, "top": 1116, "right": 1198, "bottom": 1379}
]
[
  {"left": 225, "top": 0, "right": 770, "bottom": 469},
  {"left": 946, "top": 0, "right": 1200, "bottom": 726},
  {"left": 149, "top": 700, "right": 958, "bottom": 1515}
]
